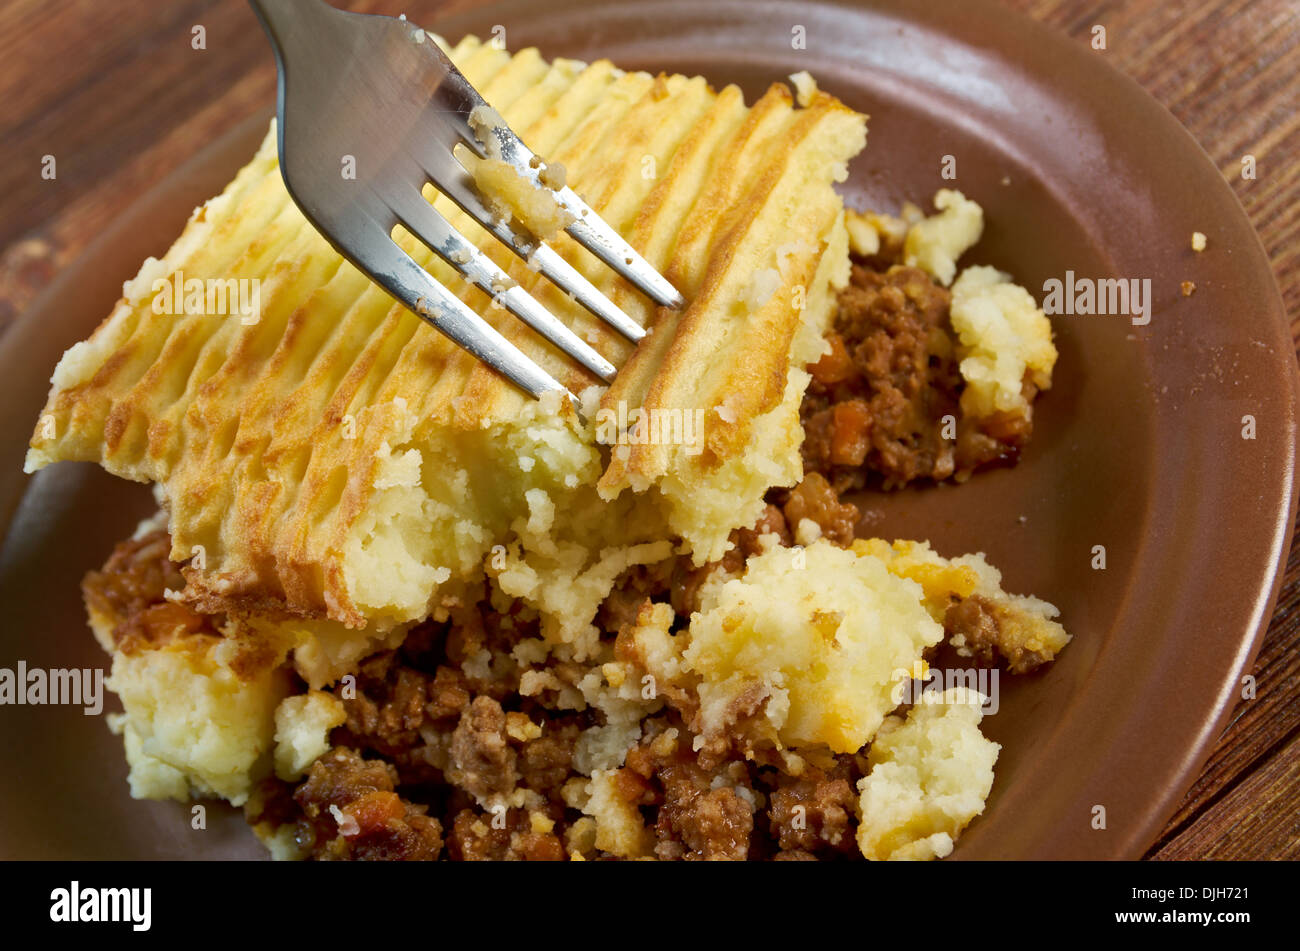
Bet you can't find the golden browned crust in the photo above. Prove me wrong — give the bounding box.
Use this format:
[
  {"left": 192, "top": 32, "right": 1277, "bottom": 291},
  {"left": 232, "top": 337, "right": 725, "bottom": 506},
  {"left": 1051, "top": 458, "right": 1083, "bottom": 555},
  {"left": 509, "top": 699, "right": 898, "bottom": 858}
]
[
  {"left": 28, "top": 36, "right": 867, "bottom": 630},
  {"left": 601, "top": 84, "right": 863, "bottom": 483}
]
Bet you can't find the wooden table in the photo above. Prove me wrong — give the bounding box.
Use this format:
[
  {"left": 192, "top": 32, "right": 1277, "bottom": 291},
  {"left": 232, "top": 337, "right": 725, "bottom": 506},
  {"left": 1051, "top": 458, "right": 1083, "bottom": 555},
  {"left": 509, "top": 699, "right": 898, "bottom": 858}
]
[{"left": 1, "top": 0, "right": 1296, "bottom": 859}]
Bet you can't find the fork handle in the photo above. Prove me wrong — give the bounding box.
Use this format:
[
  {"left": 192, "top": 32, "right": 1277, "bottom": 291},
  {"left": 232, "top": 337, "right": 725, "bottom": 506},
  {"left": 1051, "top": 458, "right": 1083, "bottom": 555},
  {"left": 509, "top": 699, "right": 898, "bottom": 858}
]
[{"left": 248, "top": 0, "right": 335, "bottom": 64}]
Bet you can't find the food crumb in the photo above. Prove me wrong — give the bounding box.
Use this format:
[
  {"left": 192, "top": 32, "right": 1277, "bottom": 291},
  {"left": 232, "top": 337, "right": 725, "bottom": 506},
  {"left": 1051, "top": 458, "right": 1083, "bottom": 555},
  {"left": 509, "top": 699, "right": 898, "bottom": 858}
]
[
  {"left": 1181, "top": 280, "right": 1196, "bottom": 297},
  {"left": 538, "top": 162, "right": 567, "bottom": 190},
  {"left": 1191, "top": 231, "right": 1207, "bottom": 252},
  {"left": 789, "top": 70, "right": 818, "bottom": 107}
]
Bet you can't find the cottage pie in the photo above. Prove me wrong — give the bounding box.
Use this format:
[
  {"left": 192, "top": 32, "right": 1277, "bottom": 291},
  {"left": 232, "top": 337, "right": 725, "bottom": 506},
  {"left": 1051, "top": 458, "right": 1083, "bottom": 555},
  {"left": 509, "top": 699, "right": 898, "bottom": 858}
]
[{"left": 30, "top": 33, "right": 1067, "bottom": 861}]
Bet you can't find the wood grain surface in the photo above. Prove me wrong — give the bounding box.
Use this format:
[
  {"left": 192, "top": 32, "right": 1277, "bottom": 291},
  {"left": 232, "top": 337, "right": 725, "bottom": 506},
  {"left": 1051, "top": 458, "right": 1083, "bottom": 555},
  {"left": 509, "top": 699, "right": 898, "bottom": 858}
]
[{"left": 1, "top": 0, "right": 1296, "bottom": 859}]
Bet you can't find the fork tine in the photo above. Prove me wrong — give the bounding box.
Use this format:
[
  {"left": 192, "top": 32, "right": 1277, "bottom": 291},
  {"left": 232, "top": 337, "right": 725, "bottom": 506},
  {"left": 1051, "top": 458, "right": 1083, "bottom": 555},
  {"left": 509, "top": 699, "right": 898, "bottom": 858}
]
[
  {"left": 457, "top": 119, "right": 687, "bottom": 310},
  {"left": 424, "top": 171, "right": 648, "bottom": 343},
  {"left": 356, "top": 232, "right": 570, "bottom": 401},
  {"left": 556, "top": 188, "right": 687, "bottom": 310},
  {"left": 525, "top": 242, "right": 648, "bottom": 344},
  {"left": 393, "top": 194, "right": 617, "bottom": 382}
]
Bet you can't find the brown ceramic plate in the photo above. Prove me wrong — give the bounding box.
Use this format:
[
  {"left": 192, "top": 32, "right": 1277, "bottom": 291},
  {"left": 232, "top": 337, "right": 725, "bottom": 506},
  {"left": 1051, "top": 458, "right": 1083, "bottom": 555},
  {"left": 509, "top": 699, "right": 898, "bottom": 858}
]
[{"left": 1, "top": 0, "right": 1295, "bottom": 860}]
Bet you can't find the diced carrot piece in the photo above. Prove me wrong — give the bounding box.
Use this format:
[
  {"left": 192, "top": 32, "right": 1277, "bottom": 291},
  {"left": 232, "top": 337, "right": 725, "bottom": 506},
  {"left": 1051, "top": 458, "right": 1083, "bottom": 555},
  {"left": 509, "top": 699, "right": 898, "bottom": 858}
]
[
  {"left": 830, "top": 400, "right": 872, "bottom": 466},
  {"left": 344, "top": 791, "right": 404, "bottom": 835},
  {"left": 809, "top": 334, "right": 855, "bottom": 385}
]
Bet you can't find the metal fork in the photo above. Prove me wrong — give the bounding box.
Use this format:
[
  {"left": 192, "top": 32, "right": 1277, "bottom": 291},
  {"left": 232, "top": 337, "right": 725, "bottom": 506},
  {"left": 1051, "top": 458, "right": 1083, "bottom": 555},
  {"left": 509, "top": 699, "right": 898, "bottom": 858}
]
[{"left": 249, "top": 0, "right": 684, "bottom": 399}]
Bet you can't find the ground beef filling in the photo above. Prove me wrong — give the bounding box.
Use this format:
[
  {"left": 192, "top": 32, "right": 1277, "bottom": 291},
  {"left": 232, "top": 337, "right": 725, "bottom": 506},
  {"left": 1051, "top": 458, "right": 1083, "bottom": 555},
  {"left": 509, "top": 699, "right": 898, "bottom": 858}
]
[
  {"left": 82, "top": 530, "right": 218, "bottom": 653},
  {"left": 765, "top": 763, "right": 859, "bottom": 857},
  {"left": 800, "top": 263, "right": 1033, "bottom": 492},
  {"left": 250, "top": 747, "right": 444, "bottom": 861}
]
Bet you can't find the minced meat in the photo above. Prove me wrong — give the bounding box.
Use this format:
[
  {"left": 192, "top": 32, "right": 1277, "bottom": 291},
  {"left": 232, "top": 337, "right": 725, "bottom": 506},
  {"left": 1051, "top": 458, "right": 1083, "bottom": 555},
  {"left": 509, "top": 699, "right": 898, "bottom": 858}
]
[
  {"left": 289, "top": 747, "right": 443, "bottom": 861},
  {"left": 81, "top": 530, "right": 217, "bottom": 652},
  {"left": 448, "top": 696, "right": 519, "bottom": 802},
  {"left": 765, "top": 764, "right": 858, "bottom": 856},
  {"left": 801, "top": 263, "right": 1032, "bottom": 491}
]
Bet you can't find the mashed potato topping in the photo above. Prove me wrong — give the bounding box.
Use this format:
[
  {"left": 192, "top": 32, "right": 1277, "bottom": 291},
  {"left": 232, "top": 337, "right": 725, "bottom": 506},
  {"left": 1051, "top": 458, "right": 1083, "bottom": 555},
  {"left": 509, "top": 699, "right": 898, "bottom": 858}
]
[
  {"left": 463, "top": 154, "right": 576, "bottom": 240},
  {"left": 27, "top": 36, "right": 866, "bottom": 645},
  {"left": 856, "top": 538, "right": 1070, "bottom": 674},
  {"left": 583, "top": 768, "right": 653, "bottom": 858},
  {"left": 856, "top": 687, "right": 999, "bottom": 860},
  {"left": 897, "top": 190, "right": 1056, "bottom": 420}
]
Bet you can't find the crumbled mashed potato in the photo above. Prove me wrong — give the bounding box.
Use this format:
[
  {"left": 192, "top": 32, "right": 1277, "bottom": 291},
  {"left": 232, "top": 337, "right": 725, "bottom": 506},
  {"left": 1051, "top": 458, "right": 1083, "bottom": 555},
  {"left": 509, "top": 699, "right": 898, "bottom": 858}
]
[
  {"left": 107, "top": 631, "right": 292, "bottom": 806},
  {"left": 684, "top": 539, "right": 943, "bottom": 753},
  {"left": 859, "top": 190, "right": 1056, "bottom": 423},
  {"left": 844, "top": 209, "right": 882, "bottom": 256},
  {"left": 788, "top": 70, "right": 818, "bottom": 108},
  {"left": 274, "top": 691, "right": 347, "bottom": 781},
  {"left": 903, "top": 189, "right": 984, "bottom": 286},
  {"left": 583, "top": 769, "right": 652, "bottom": 858},
  {"left": 279, "top": 617, "right": 409, "bottom": 691},
  {"left": 949, "top": 265, "right": 1058, "bottom": 419},
  {"left": 856, "top": 687, "right": 999, "bottom": 860}
]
